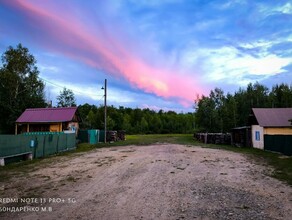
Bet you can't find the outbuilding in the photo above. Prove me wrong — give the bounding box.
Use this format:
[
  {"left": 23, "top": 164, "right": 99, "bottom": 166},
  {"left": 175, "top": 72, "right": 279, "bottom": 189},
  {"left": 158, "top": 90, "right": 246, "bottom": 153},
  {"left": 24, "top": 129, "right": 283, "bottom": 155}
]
[
  {"left": 15, "top": 107, "right": 81, "bottom": 135},
  {"left": 249, "top": 108, "right": 292, "bottom": 155},
  {"left": 231, "top": 126, "right": 251, "bottom": 147}
]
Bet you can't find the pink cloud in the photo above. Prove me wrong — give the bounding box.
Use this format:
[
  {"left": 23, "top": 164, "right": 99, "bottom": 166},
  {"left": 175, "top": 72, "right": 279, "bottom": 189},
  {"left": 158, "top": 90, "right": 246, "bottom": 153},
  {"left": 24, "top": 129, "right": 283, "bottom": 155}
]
[{"left": 5, "top": 0, "right": 207, "bottom": 107}]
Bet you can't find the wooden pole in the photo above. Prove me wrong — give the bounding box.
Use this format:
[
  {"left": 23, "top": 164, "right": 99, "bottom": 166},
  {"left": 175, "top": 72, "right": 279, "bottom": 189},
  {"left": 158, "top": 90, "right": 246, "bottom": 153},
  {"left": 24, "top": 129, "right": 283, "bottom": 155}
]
[{"left": 104, "top": 79, "right": 107, "bottom": 143}]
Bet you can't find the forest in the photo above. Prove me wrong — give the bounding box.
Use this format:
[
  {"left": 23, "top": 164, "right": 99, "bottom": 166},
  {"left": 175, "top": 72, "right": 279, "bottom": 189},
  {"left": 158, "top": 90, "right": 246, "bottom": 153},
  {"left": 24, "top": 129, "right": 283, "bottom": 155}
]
[
  {"left": 78, "top": 104, "right": 195, "bottom": 134},
  {"left": 194, "top": 82, "right": 292, "bottom": 133},
  {"left": 78, "top": 81, "right": 292, "bottom": 134}
]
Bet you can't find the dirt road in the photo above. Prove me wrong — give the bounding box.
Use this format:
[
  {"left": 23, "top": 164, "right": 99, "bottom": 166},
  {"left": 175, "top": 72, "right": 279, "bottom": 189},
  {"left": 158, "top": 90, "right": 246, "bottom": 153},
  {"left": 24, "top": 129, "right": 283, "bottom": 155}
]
[{"left": 1, "top": 144, "right": 292, "bottom": 219}]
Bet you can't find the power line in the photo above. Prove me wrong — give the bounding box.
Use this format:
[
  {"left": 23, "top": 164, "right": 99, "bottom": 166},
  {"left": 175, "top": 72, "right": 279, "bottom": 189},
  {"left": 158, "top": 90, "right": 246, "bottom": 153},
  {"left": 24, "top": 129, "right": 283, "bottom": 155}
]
[
  {"left": 39, "top": 77, "right": 104, "bottom": 99},
  {"left": 95, "top": 95, "right": 105, "bottom": 104}
]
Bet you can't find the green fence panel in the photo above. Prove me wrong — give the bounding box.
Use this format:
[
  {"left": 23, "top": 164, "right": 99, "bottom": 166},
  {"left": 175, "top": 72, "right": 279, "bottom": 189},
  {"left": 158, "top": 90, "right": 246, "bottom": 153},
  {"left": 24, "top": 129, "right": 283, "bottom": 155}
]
[
  {"left": 34, "top": 135, "right": 45, "bottom": 158},
  {"left": 66, "top": 133, "right": 76, "bottom": 149},
  {"left": 264, "top": 135, "right": 276, "bottom": 152},
  {"left": 0, "top": 135, "right": 32, "bottom": 157},
  {"left": 57, "top": 133, "right": 76, "bottom": 152},
  {"left": 99, "top": 130, "right": 105, "bottom": 142},
  {"left": 283, "top": 136, "right": 292, "bottom": 156},
  {"left": 78, "top": 130, "right": 89, "bottom": 143},
  {"left": 264, "top": 135, "right": 292, "bottom": 156},
  {"left": 44, "top": 134, "right": 58, "bottom": 155},
  {"left": 77, "top": 130, "right": 100, "bottom": 144},
  {"left": 88, "top": 130, "right": 99, "bottom": 144},
  {"left": 58, "top": 134, "right": 67, "bottom": 152},
  {"left": 0, "top": 133, "right": 76, "bottom": 161}
]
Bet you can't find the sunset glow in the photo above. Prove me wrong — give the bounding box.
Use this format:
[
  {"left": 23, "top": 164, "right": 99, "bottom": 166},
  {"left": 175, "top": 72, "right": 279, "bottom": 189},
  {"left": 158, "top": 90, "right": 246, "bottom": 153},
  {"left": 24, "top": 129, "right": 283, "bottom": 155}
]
[{"left": 0, "top": 0, "right": 291, "bottom": 111}]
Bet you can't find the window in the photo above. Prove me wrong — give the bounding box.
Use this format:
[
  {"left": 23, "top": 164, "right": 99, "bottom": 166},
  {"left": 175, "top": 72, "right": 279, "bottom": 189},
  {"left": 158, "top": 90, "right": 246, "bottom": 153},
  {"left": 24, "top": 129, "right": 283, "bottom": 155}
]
[{"left": 255, "top": 131, "right": 260, "bottom": 141}]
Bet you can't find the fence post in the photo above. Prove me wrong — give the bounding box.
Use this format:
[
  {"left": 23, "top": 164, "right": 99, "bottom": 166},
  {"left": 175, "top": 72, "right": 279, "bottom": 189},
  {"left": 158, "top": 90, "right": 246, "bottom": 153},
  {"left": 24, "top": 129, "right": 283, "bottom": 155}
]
[
  {"left": 43, "top": 135, "right": 46, "bottom": 157},
  {"left": 56, "top": 134, "right": 59, "bottom": 153},
  {"left": 204, "top": 133, "right": 208, "bottom": 144},
  {"left": 34, "top": 137, "right": 37, "bottom": 158}
]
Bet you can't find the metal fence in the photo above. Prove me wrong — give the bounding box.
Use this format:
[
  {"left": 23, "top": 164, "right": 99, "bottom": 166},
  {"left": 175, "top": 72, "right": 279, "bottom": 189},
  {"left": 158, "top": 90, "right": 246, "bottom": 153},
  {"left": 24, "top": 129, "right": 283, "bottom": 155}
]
[
  {"left": 0, "top": 132, "right": 76, "bottom": 160},
  {"left": 78, "top": 130, "right": 100, "bottom": 144},
  {"left": 78, "top": 130, "right": 126, "bottom": 144},
  {"left": 264, "top": 135, "right": 292, "bottom": 156}
]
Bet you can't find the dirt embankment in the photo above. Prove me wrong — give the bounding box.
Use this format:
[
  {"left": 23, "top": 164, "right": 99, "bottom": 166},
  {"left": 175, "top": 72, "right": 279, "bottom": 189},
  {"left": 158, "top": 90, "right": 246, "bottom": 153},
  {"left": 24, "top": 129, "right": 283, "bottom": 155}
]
[{"left": 1, "top": 144, "right": 291, "bottom": 219}]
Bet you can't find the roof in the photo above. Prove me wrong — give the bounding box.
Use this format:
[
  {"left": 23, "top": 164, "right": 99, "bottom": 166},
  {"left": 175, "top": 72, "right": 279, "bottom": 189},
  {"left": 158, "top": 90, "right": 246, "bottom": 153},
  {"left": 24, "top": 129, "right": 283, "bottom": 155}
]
[
  {"left": 252, "top": 108, "right": 292, "bottom": 127},
  {"left": 232, "top": 126, "right": 251, "bottom": 130},
  {"left": 16, "top": 107, "right": 78, "bottom": 123}
]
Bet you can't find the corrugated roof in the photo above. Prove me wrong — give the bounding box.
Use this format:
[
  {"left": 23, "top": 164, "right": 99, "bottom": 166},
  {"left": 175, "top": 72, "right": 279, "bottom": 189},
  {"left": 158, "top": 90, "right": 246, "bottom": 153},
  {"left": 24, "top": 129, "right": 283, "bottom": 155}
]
[
  {"left": 252, "top": 108, "right": 292, "bottom": 127},
  {"left": 16, "top": 107, "right": 78, "bottom": 123}
]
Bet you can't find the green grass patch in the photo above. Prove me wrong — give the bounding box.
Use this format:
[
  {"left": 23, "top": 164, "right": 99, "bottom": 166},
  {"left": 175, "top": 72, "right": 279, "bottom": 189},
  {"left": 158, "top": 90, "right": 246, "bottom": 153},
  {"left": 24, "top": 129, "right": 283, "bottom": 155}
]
[
  {"left": 94, "top": 134, "right": 195, "bottom": 147},
  {"left": 66, "top": 176, "right": 76, "bottom": 182},
  {"left": 195, "top": 142, "right": 292, "bottom": 185},
  {"left": 75, "top": 143, "right": 97, "bottom": 152}
]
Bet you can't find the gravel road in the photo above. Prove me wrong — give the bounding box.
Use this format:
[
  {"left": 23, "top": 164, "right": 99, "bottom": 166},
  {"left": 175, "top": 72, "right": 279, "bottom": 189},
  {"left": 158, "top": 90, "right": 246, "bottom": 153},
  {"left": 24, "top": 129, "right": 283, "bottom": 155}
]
[{"left": 0, "top": 144, "right": 291, "bottom": 219}]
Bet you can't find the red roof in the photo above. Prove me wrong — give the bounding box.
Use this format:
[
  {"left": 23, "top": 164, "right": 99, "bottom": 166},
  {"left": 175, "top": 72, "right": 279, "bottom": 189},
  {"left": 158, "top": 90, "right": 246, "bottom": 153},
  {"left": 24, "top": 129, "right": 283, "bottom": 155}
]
[
  {"left": 16, "top": 107, "right": 78, "bottom": 123},
  {"left": 252, "top": 108, "right": 292, "bottom": 127}
]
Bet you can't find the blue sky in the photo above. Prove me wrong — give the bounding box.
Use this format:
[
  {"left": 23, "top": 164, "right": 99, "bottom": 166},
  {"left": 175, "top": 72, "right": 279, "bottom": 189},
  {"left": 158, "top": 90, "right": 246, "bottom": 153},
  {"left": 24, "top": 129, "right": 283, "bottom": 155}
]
[{"left": 0, "top": 0, "right": 291, "bottom": 112}]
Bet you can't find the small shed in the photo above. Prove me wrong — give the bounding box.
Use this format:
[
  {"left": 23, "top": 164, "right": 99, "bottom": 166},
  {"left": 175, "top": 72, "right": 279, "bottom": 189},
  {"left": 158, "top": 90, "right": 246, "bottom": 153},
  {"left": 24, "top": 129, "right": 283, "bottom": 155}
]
[
  {"left": 249, "top": 108, "right": 292, "bottom": 155},
  {"left": 231, "top": 126, "right": 251, "bottom": 147},
  {"left": 15, "top": 107, "right": 81, "bottom": 135}
]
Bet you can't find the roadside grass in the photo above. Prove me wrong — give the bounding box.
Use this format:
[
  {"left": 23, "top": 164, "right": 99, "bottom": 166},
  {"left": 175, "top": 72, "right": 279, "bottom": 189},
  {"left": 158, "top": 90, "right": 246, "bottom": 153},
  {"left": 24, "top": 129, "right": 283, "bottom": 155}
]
[
  {"left": 0, "top": 158, "right": 45, "bottom": 182},
  {"left": 0, "top": 134, "right": 291, "bottom": 186},
  {"left": 95, "top": 134, "right": 196, "bottom": 147},
  {"left": 195, "top": 141, "right": 292, "bottom": 185}
]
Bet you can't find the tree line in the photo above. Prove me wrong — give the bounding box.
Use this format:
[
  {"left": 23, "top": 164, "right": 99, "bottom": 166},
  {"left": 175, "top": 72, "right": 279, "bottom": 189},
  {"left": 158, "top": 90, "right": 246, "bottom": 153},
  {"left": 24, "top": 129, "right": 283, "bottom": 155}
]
[
  {"left": 195, "top": 83, "right": 292, "bottom": 133},
  {"left": 78, "top": 104, "right": 195, "bottom": 134},
  {"left": 79, "top": 81, "right": 292, "bottom": 134}
]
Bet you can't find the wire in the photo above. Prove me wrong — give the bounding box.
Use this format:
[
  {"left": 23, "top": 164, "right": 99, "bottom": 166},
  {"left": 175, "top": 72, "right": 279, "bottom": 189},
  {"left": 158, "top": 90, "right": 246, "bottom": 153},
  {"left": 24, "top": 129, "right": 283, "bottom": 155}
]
[{"left": 39, "top": 77, "right": 104, "bottom": 99}]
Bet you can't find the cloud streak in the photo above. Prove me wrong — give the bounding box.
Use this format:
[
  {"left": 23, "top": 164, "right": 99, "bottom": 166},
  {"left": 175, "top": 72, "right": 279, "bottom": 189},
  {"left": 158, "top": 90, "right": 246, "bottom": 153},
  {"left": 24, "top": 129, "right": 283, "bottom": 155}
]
[
  {"left": 1, "top": 0, "right": 291, "bottom": 111},
  {"left": 3, "top": 0, "right": 205, "bottom": 107}
]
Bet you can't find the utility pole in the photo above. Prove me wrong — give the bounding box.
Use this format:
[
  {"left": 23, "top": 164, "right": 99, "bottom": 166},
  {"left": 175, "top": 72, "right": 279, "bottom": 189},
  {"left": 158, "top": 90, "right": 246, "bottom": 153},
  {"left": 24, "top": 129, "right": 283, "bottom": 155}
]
[{"left": 104, "top": 79, "right": 107, "bottom": 143}]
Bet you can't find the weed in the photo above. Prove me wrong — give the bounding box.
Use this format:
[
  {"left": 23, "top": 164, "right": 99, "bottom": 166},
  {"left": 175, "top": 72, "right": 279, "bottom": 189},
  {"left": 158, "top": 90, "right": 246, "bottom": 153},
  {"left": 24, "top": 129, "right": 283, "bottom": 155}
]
[{"left": 66, "top": 176, "right": 76, "bottom": 182}]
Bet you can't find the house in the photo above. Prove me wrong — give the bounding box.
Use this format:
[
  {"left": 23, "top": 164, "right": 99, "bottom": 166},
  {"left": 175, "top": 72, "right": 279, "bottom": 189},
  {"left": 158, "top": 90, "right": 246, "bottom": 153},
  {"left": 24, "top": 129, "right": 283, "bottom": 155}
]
[
  {"left": 15, "top": 107, "right": 81, "bottom": 135},
  {"left": 249, "top": 108, "right": 292, "bottom": 155}
]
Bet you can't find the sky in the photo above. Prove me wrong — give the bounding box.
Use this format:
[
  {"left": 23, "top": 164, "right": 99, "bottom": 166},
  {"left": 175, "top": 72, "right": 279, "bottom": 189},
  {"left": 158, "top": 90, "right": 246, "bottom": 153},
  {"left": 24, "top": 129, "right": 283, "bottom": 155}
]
[{"left": 0, "top": 0, "right": 291, "bottom": 112}]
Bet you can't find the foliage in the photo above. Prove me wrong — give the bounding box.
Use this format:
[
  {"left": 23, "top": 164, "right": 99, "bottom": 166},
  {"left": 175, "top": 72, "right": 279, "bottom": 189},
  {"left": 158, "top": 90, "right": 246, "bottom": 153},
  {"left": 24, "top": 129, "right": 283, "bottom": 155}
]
[
  {"left": 57, "top": 87, "right": 76, "bottom": 107},
  {"left": 195, "top": 82, "right": 292, "bottom": 132},
  {"left": 0, "top": 44, "right": 46, "bottom": 133},
  {"left": 78, "top": 104, "right": 195, "bottom": 134},
  {"left": 79, "top": 80, "right": 292, "bottom": 135}
]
